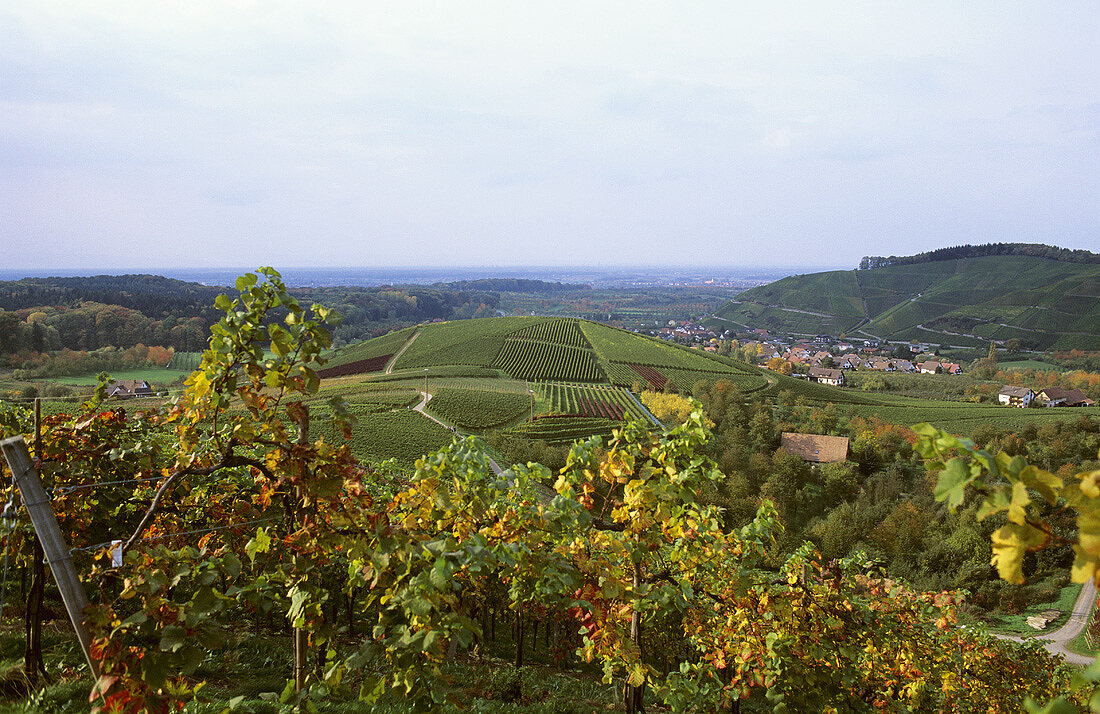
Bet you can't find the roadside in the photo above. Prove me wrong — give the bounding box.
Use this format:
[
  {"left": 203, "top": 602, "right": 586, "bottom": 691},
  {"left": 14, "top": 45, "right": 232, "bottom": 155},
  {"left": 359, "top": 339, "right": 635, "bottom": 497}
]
[{"left": 993, "top": 580, "right": 1097, "bottom": 666}]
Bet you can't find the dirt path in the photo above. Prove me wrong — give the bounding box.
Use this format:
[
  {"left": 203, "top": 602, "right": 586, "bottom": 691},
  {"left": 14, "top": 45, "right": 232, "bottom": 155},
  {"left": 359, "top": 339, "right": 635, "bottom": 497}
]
[
  {"left": 385, "top": 329, "right": 420, "bottom": 374},
  {"left": 411, "top": 391, "right": 506, "bottom": 476}
]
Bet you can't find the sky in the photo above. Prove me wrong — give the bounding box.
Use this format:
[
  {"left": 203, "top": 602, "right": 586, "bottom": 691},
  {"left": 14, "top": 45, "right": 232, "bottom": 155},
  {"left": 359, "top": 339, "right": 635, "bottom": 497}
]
[{"left": 1, "top": 1, "right": 1099, "bottom": 270}]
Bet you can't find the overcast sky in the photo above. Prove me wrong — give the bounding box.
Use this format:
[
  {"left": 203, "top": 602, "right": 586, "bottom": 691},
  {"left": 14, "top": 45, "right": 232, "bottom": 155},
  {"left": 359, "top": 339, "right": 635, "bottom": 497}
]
[{"left": 2, "top": 2, "right": 1098, "bottom": 270}]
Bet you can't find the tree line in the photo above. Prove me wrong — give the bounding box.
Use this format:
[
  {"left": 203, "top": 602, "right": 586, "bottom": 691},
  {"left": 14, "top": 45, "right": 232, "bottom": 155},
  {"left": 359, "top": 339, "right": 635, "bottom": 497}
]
[{"left": 859, "top": 242, "right": 1100, "bottom": 269}]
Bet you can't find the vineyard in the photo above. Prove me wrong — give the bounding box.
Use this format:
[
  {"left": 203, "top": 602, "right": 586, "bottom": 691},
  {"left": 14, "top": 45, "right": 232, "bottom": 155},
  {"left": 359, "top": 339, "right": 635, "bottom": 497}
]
[
  {"left": 323, "top": 326, "right": 415, "bottom": 368},
  {"left": 537, "top": 382, "right": 647, "bottom": 421},
  {"left": 315, "top": 352, "right": 393, "bottom": 378},
  {"left": 505, "top": 414, "right": 622, "bottom": 444},
  {"left": 509, "top": 318, "right": 591, "bottom": 348},
  {"left": 425, "top": 387, "right": 532, "bottom": 430},
  {"left": 491, "top": 339, "right": 603, "bottom": 382},
  {"left": 393, "top": 318, "right": 533, "bottom": 369},
  {"left": 0, "top": 270, "right": 1086, "bottom": 714}
]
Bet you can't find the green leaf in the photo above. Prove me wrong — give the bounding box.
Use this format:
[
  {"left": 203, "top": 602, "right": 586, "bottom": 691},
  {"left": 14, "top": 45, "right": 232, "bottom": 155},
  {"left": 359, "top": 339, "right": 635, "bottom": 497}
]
[
  {"left": 246, "top": 527, "right": 272, "bottom": 564},
  {"left": 933, "top": 457, "right": 975, "bottom": 511},
  {"left": 159, "top": 624, "right": 187, "bottom": 652},
  {"left": 1019, "top": 465, "right": 1062, "bottom": 504}
]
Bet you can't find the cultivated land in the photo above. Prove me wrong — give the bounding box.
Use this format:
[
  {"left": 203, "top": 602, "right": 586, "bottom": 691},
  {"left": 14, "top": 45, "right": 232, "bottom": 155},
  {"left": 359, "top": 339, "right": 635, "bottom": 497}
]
[
  {"left": 312, "top": 315, "right": 1100, "bottom": 466},
  {"left": 724, "top": 255, "right": 1100, "bottom": 350}
]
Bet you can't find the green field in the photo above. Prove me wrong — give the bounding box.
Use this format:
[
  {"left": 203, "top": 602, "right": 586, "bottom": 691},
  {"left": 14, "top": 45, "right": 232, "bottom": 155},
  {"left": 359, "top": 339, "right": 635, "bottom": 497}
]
[
  {"left": 426, "top": 387, "right": 533, "bottom": 430},
  {"left": 323, "top": 326, "right": 416, "bottom": 368},
  {"left": 50, "top": 367, "right": 182, "bottom": 386}
]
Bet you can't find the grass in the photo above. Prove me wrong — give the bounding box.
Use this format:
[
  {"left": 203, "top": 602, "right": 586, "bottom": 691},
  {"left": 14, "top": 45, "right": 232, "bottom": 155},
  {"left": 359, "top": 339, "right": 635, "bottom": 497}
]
[
  {"left": 49, "top": 367, "right": 182, "bottom": 386},
  {"left": 990, "top": 582, "right": 1083, "bottom": 638},
  {"left": 1000, "top": 359, "right": 1063, "bottom": 372}
]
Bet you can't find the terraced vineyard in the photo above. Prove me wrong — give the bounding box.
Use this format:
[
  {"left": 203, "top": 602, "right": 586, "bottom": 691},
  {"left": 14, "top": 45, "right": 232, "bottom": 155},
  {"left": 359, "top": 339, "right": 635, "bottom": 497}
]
[
  {"left": 538, "top": 382, "right": 647, "bottom": 421},
  {"left": 492, "top": 339, "right": 603, "bottom": 381},
  {"left": 510, "top": 318, "right": 590, "bottom": 348},
  {"left": 505, "top": 415, "right": 621, "bottom": 445}
]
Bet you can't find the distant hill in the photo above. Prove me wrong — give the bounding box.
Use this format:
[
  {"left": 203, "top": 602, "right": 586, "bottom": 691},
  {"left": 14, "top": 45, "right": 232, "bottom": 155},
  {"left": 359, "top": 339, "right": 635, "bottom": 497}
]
[{"left": 721, "top": 249, "right": 1100, "bottom": 350}]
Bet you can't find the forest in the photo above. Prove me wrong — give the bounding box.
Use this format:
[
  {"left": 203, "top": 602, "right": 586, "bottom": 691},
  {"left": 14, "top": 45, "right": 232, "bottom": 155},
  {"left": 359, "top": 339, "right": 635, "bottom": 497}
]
[{"left": 859, "top": 242, "right": 1100, "bottom": 269}]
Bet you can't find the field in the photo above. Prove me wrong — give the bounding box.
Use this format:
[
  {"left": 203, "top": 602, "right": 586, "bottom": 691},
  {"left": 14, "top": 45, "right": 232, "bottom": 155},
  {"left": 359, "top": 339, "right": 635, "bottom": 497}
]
[
  {"left": 999, "top": 359, "right": 1063, "bottom": 372},
  {"left": 846, "top": 397, "right": 1100, "bottom": 436},
  {"left": 425, "top": 387, "right": 533, "bottom": 430},
  {"left": 537, "top": 382, "right": 648, "bottom": 421},
  {"left": 506, "top": 415, "right": 622, "bottom": 445},
  {"left": 50, "top": 367, "right": 182, "bottom": 386},
  {"left": 492, "top": 339, "right": 603, "bottom": 382},
  {"left": 322, "top": 326, "right": 416, "bottom": 368},
  {"left": 580, "top": 321, "right": 768, "bottom": 392},
  {"left": 393, "top": 318, "right": 533, "bottom": 370},
  {"left": 316, "top": 408, "right": 455, "bottom": 466}
]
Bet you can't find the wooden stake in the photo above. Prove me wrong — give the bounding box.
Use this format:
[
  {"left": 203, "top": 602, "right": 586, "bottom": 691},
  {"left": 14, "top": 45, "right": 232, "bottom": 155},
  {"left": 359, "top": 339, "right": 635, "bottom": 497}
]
[
  {"left": 294, "top": 413, "right": 309, "bottom": 692},
  {"left": 1, "top": 436, "right": 99, "bottom": 679}
]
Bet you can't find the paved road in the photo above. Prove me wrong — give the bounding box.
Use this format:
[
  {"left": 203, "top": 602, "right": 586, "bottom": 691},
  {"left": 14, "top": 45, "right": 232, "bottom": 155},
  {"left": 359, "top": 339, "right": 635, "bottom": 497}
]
[
  {"left": 995, "top": 580, "right": 1097, "bottom": 666},
  {"left": 1037, "top": 580, "right": 1097, "bottom": 665}
]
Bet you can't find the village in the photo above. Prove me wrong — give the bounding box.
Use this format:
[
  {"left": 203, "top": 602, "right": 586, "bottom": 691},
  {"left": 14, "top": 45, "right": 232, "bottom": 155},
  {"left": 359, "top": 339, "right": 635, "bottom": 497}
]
[{"left": 645, "top": 319, "right": 1094, "bottom": 408}]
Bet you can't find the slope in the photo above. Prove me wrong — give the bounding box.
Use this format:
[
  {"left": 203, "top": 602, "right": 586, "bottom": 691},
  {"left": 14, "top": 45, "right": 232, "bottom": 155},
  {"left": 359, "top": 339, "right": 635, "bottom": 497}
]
[{"left": 724, "top": 255, "right": 1100, "bottom": 349}]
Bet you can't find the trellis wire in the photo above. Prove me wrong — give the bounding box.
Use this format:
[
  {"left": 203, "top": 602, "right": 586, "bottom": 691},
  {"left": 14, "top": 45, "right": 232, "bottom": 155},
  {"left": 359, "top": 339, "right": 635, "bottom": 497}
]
[
  {"left": 71, "top": 516, "right": 279, "bottom": 555},
  {"left": 50, "top": 475, "right": 164, "bottom": 496}
]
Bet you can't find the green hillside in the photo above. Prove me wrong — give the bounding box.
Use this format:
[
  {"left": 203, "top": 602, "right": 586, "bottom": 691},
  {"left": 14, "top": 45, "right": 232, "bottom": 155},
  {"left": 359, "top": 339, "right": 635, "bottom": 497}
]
[{"left": 724, "top": 255, "right": 1100, "bottom": 349}]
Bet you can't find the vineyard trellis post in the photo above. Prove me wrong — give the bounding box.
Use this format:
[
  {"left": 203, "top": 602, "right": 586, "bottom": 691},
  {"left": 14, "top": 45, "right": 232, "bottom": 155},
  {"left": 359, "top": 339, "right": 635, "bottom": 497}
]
[
  {"left": 1, "top": 436, "right": 99, "bottom": 679},
  {"left": 293, "top": 412, "right": 309, "bottom": 693}
]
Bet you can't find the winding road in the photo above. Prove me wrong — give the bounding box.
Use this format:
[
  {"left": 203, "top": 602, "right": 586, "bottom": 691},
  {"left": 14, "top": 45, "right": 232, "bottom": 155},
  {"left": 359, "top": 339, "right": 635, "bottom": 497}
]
[{"left": 995, "top": 580, "right": 1097, "bottom": 666}]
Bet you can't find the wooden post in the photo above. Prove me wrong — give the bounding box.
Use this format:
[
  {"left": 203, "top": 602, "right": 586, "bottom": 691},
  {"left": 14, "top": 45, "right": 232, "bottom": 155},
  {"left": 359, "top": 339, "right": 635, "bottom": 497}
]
[
  {"left": 294, "top": 414, "right": 308, "bottom": 692},
  {"left": 1, "top": 436, "right": 99, "bottom": 679}
]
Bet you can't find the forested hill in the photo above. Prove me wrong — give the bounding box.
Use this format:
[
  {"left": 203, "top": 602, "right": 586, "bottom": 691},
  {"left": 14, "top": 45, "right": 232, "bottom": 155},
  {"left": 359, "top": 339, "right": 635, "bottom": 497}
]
[
  {"left": 0, "top": 273, "right": 582, "bottom": 355},
  {"left": 0, "top": 274, "right": 225, "bottom": 318},
  {"left": 723, "top": 252, "right": 1100, "bottom": 350},
  {"left": 859, "top": 242, "right": 1099, "bottom": 269}
]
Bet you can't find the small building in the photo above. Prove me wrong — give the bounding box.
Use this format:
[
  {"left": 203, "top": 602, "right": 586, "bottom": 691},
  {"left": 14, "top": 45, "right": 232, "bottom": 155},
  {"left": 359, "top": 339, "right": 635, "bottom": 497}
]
[
  {"left": 1036, "top": 387, "right": 1069, "bottom": 407},
  {"left": 808, "top": 367, "right": 845, "bottom": 386},
  {"left": 108, "top": 379, "right": 155, "bottom": 400},
  {"left": 781, "top": 432, "right": 850, "bottom": 463},
  {"left": 1065, "top": 389, "right": 1095, "bottom": 407},
  {"left": 998, "top": 385, "right": 1034, "bottom": 408},
  {"left": 918, "top": 361, "right": 941, "bottom": 374},
  {"left": 939, "top": 362, "right": 963, "bottom": 375},
  {"left": 1038, "top": 387, "right": 1095, "bottom": 407},
  {"left": 890, "top": 359, "right": 916, "bottom": 373}
]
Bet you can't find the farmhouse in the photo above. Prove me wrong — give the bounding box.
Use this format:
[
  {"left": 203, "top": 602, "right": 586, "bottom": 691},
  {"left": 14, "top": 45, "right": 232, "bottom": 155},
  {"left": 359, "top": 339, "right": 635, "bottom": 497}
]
[
  {"left": 918, "top": 361, "right": 941, "bottom": 374},
  {"left": 1038, "top": 387, "right": 1095, "bottom": 407},
  {"left": 998, "top": 386, "right": 1034, "bottom": 408},
  {"left": 808, "top": 367, "right": 845, "bottom": 386},
  {"left": 108, "top": 379, "right": 154, "bottom": 400},
  {"left": 780, "top": 432, "right": 849, "bottom": 463}
]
